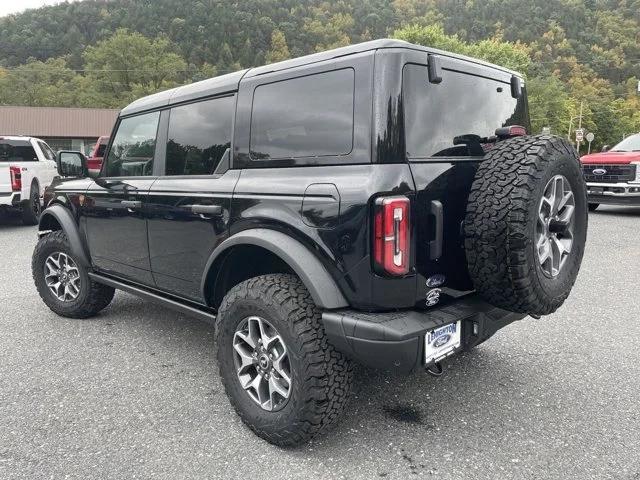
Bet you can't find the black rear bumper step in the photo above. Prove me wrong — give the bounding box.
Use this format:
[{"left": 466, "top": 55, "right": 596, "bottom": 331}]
[
  {"left": 322, "top": 297, "right": 526, "bottom": 373},
  {"left": 88, "top": 272, "right": 216, "bottom": 324}
]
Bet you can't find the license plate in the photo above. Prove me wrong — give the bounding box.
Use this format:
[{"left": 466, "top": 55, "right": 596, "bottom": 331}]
[{"left": 424, "top": 321, "right": 461, "bottom": 365}]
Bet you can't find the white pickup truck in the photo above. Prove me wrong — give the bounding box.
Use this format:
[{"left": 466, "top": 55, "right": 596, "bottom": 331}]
[{"left": 0, "top": 136, "right": 58, "bottom": 225}]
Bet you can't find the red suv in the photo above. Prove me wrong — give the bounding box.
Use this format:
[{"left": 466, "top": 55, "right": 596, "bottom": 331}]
[{"left": 87, "top": 136, "right": 109, "bottom": 172}]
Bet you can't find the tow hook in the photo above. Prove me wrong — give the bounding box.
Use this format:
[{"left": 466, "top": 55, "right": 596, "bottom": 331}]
[{"left": 426, "top": 361, "right": 444, "bottom": 377}]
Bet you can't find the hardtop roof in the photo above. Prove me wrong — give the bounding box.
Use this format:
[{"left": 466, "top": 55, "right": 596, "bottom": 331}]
[{"left": 120, "top": 38, "right": 523, "bottom": 117}]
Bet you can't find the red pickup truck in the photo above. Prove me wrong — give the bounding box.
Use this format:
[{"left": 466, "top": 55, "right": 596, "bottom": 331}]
[
  {"left": 580, "top": 133, "right": 640, "bottom": 211},
  {"left": 86, "top": 136, "right": 109, "bottom": 173}
]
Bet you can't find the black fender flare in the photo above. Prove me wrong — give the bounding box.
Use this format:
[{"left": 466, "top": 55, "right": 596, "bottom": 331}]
[
  {"left": 201, "top": 229, "right": 348, "bottom": 309},
  {"left": 38, "top": 204, "right": 91, "bottom": 268}
]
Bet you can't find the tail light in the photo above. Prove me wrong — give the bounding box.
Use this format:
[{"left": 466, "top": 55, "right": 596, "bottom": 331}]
[
  {"left": 495, "top": 125, "right": 527, "bottom": 138},
  {"left": 373, "top": 195, "right": 411, "bottom": 276},
  {"left": 9, "top": 166, "right": 21, "bottom": 192}
]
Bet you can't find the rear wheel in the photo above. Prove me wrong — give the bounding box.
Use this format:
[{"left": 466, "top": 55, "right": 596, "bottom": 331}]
[
  {"left": 464, "top": 135, "right": 588, "bottom": 316},
  {"left": 588, "top": 203, "right": 599, "bottom": 212},
  {"left": 21, "top": 183, "right": 41, "bottom": 225},
  {"left": 215, "top": 274, "right": 353, "bottom": 447},
  {"left": 32, "top": 231, "right": 115, "bottom": 318}
]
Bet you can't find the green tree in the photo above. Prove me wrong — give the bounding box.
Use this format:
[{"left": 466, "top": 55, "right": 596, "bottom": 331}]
[
  {"left": 265, "top": 30, "right": 291, "bottom": 64},
  {"left": 0, "top": 57, "right": 84, "bottom": 107},
  {"left": 83, "top": 29, "right": 187, "bottom": 106}
]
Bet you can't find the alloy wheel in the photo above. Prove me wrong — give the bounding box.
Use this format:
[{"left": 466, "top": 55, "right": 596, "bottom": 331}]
[
  {"left": 232, "top": 316, "right": 292, "bottom": 411},
  {"left": 536, "top": 175, "right": 575, "bottom": 278},
  {"left": 44, "top": 252, "right": 81, "bottom": 301}
]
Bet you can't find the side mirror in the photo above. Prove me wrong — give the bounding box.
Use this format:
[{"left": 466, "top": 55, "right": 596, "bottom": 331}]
[
  {"left": 601, "top": 145, "right": 610, "bottom": 152},
  {"left": 56, "top": 150, "right": 88, "bottom": 177}
]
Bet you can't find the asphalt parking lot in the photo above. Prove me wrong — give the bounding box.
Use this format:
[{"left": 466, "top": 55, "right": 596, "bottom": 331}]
[{"left": 1, "top": 206, "right": 639, "bottom": 480}]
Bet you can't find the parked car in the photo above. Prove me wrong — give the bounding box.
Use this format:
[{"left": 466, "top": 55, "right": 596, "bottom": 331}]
[
  {"left": 0, "top": 136, "right": 57, "bottom": 224},
  {"left": 86, "top": 136, "right": 109, "bottom": 172},
  {"left": 581, "top": 133, "right": 640, "bottom": 210},
  {"left": 31, "top": 39, "right": 588, "bottom": 446}
]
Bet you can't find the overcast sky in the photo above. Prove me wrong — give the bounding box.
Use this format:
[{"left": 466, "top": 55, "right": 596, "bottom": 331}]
[{"left": 0, "top": 0, "right": 64, "bottom": 18}]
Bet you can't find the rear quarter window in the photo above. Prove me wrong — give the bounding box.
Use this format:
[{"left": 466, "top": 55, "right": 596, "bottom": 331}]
[
  {"left": 249, "top": 68, "right": 354, "bottom": 161},
  {"left": 403, "top": 64, "right": 529, "bottom": 159},
  {"left": 0, "top": 140, "right": 38, "bottom": 162}
]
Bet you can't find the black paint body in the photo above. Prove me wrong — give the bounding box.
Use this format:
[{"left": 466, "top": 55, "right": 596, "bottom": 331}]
[{"left": 43, "top": 41, "right": 529, "bottom": 315}]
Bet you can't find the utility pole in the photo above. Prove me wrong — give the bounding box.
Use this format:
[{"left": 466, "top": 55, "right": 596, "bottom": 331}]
[{"left": 576, "top": 101, "right": 584, "bottom": 154}]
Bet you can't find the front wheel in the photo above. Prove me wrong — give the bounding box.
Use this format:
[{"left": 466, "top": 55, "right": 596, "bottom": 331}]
[
  {"left": 215, "top": 274, "right": 353, "bottom": 447},
  {"left": 32, "top": 231, "right": 115, "bottom": 318}
]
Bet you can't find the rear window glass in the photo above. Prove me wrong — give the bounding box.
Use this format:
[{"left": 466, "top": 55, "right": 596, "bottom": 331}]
[
  {"left": 166, "top": 96, "right": 233, "bottom": 176},
  {"left": 250, "top": 68, "right": 354, "bottom": 160},
  {"left": 0, "top": 140, "right": 37, "bottom": 162},
  {"left": 403, "top": 64, "right": 529, "bottom": 159}
]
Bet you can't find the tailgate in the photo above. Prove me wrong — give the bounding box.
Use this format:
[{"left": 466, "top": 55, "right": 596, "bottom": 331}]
[
  {"left": 410, "top": 161, "right": 479, "bottom": 302},
  {"left": 0, "top": 163, "right": 12, "bottom": 194}
]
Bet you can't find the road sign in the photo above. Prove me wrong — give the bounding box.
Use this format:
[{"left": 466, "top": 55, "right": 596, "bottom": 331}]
[
  {"left": 586, "top": 132, "right": 594, "bottom": 143},
  {"left": 575, "top": 128, "right": 584, "bottom": 142}
]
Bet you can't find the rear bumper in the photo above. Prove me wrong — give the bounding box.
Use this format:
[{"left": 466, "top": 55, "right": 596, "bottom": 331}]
[
  {"left": 0, "top": 192, "right": 22, "bottom": 207},
  {"left": 587, "top": 182, "right": 640, "bottom": 206},
  {"left": 322, "top": 296, "right": 526, "bottom": 373}
]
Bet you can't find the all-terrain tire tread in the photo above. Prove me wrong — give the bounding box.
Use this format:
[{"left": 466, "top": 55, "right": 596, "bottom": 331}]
[
  {"left": 464, "top": 134, "right": 586, "bottom": 315},
  {"left": 216, "top": 273, "right": 354, "bottom": 447}
]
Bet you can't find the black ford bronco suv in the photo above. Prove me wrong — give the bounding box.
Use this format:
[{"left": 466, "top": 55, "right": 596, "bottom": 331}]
[{"left": 32, "top": 39, "right": 588, "bottom": 446}]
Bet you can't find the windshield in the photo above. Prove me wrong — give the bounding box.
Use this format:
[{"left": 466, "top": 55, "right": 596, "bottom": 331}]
[
  {"left": 611, "top": 133, "right": 640, "bottom": 152},
  {"left": 0, "top": 140, "right": 38, "bottom": 162}
]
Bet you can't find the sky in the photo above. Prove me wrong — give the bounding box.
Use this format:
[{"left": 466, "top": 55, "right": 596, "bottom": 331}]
[{"left": 0, "top": 0, "right": 64, "bottom": 18}]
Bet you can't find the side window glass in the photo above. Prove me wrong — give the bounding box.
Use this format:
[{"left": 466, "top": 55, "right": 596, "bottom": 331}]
[
  {"left": 250, "top": 68, "right": 354, "bottom": 160},
  {"left": 105, "top": 112, "right": 160, "bottom": 177},
  {"left": 165, "top": 96, "right": 233, "bottom": 176},
  {"left": 38, "top": 141, "right": 55, "bottom": 161}
]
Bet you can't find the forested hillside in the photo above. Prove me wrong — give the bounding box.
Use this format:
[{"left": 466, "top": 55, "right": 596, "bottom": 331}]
[{"left": 0, "top": 0, "right": 639, "bottom": 149}]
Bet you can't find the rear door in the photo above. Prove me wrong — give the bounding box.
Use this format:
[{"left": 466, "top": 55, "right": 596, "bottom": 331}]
[
  {"left": 84, "top": 111, "right": 161, "bottom": 286},
  {"left": 401, "top": 55, "right": 530, "bottom": 305},
  {"left": 145, "top": 95, "right": 239, "bottom": 302}
]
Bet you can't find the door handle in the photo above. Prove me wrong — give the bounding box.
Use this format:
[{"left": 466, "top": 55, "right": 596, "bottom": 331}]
[
  {"left": 121, "top": 200, "right": 142, "bottom": 209},
  {"left": 429, "top": 200, "right": 443, "bottom": 260},
  {"left": 188, "top": 204, "right": 222, "bottom": 216}
]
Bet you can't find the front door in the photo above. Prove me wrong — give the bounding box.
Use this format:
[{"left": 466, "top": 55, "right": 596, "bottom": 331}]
[
  {"left": 145, "top": 95, "right": 238, "bottom": 301},
  {"left": 84, "top": 110, "right": 161, "bottom": 286}
]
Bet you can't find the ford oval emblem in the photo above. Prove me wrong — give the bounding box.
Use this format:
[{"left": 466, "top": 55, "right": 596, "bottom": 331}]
[
  {"left": 426, "top": 274, "right": 446, "bottom": 288},
  {"left": 433, "top": 334, "right": 451, "bottom": 348},
  {"left": 593, "top": 168, "right": 607, "bottom": 175}
]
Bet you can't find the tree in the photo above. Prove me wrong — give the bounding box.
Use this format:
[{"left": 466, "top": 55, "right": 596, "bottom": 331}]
[
  {"left": 83, "top": 29, "right": 187, "bottom": 106},
  {"left": 265, "top": 30, "right": 291, "bottom": 64},
  {"left": 0, "top": 57, "right": 84, "bottom": 107}
]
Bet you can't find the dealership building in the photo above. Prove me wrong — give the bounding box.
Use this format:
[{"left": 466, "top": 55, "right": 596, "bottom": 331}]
[{"left": 0, "top": 106, "right": 119, "bottom": 154}]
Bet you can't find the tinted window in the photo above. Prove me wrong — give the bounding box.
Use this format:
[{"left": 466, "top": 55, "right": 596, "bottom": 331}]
[
  {"left": 166, "top": 96, "right": 233, "bottom": 175},
  {"left": 403, "top": 64, "right": 529, "bottom": 159},
  {"left": 38, "top": 141, "right": 55, "bottom": 161},
  {"left": 0, "top": 140, "right": 37, "bottom": 162},
  {"left": 105, "top": 112, "right": 160, "bottom": 177},
  {"left": 250, "top": 68, "right": 354, "bottom": 160}
]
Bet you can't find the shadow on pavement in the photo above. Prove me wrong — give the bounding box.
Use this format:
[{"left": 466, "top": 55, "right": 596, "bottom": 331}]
[{"left": 591, "top": 206, "right": 640, "bottom": 217}]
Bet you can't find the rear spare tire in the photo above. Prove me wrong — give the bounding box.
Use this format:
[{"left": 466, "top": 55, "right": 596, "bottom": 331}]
[{"left": 464, "top": 135, "right": 587, "bottom": 316}]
